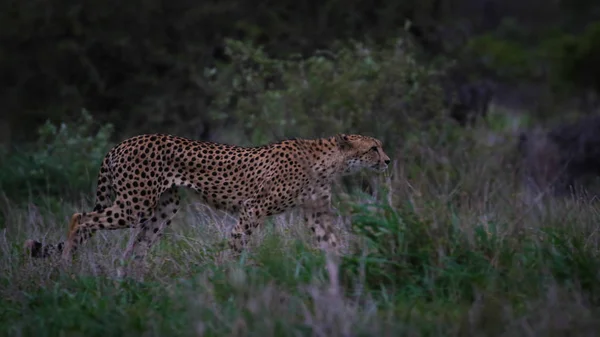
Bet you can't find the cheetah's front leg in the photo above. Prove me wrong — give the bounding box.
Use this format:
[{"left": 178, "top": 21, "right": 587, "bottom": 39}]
[
  {"left": 228, "top": 201, "right": 265, "bottom": 255},
  {"left": 304, "top": 206, "right": 340, "bottom": 253},
  {"left": 121, "top": 188, "right": 181, "bottom": 262},
  {"left": 303, "top": 189, "right": 340, "bottom": 253}
]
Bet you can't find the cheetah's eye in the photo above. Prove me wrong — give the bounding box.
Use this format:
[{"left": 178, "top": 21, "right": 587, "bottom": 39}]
[{"left": 370, "top": 146, "right": 378, "bottom": 152}]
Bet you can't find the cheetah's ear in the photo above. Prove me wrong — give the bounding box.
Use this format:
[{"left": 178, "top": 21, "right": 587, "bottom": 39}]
[{"left": 335, "top": 133, "right": 353, "bottom": 151}]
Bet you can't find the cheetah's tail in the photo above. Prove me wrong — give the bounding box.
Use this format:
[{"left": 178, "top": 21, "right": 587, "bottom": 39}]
[
  {"left": 23, "top": 239, "right": 65, "bottom": 258},
  {"left": 23, "top": 213, "right": 80, "bottom": 259}
]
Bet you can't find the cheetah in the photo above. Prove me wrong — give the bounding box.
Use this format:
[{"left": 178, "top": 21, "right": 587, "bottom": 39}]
[{"left": 24, "top": 133, "right": 391, "bottom": 262}]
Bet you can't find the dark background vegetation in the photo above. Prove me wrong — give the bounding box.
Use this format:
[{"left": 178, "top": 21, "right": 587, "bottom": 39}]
[
  {"left": 2, "top": 0, "right": 600, "bottom": 146},
  {"left": 2, "top": 0, "right": 600, "bottom": 336}
]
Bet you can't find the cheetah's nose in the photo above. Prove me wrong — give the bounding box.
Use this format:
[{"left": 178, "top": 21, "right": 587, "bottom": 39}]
[{"left": 384, "top": 159, "right": 391, "bottom": 165}]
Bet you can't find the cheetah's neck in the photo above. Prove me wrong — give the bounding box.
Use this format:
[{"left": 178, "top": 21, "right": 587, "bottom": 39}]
[{"left": 299, "top": 137, "right": 346, "bottom": 177}]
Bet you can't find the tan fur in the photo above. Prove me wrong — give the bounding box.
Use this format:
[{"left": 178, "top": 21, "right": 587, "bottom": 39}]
[{"left": 25, "top": 133, "right": 390, "bottom": 262}]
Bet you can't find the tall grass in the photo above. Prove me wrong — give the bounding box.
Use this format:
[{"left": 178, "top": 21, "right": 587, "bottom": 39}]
[{"left": 2, "top": 108, "right": 600, "bottom": 336}]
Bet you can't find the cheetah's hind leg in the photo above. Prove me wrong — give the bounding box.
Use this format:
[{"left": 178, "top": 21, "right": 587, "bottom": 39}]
[{"left": 120, "top": 188, "right": 181, "bottom": 263}]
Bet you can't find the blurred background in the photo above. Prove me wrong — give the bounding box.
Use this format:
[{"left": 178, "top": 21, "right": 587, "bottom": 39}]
[{"left": 3, "top": 0, "right": 600, "bottom": 141}]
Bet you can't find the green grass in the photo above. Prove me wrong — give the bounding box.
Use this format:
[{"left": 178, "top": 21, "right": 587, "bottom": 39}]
[
  {"left": 3, "top": 185, "right": 600, "bottom": 336},
  {"left": 2, "top": 111, "right": 600, "bottom": 336}
]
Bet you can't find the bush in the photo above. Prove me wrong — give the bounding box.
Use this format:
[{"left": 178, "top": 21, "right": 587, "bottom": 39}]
[
  {"left": 0, "top": 110, "right": 114, "bottom": 205},
  {"left": 464, "top": 19, "right": 600, "bottom": 118},
  {"left": 553, "top": 21, "right": 600, "bottom": 95},
  {"left": 342, "top": 199, "right": 600, "bottom": 305},
  {"left": 343, "top": 202, "right": 501, "bottom": 302},
  {"left": 206, "top": 38, "right": 452, "bottom": 147}
]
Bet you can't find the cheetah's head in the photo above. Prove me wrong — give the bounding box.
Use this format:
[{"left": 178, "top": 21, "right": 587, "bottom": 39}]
[{"left": 335, "top": 134, "right": 391, "bottom": 175}]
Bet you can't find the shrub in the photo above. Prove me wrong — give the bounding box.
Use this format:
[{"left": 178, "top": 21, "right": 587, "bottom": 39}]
[
  {"left": 342, "top": 199, "right": 600, "bottom": 305},
  {"left": 464, "top": 20, "right": 600, "bottom": 119},
  {"left": 206, "top": 37, "right": 452, "bottom": 147},
  {"left": 553, "top": 21, "right": 600, "bottom": 95},
  {"left": 0, "top": 110, "right": 114, "bottom": 205}
]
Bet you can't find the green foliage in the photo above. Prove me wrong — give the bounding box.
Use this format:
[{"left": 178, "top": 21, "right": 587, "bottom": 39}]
[
  {"left": 207, "top": 38, "right": 449, "bottom": 146},
  {"left": 344, "top": 202, "right": 498, "bottom": 301},
  {"left": 1, "top": 0, "right": 437, "bottom": 143},
  {"left": 552, "top": 22, "right": 600, "bottom": 94},
  {"left": 466, "top": 20, "right": 600, "bottom": 94},
  {"left": 0, "top": 110, "right": 114, "bottom": 204},
  {"left": 465, "top": 35, "right": 538, "bottom": 80},
  {"left": 462, "top": 19, "right": 600, "bottom": 121},
  {"left": 3, "top": 0, "right": 600, "bottom": 144},
  {"left": 343, "top": 201, "right": 600, "bottom": 305},
  {"left": 0, "top": 276, "right": 190, "bottom": 336},
  {"left": 539, "top": 226, "right": 600, "bottom": 302},
  {"left": 3, "top": 201, "right": 600, "bottom": 335}
]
